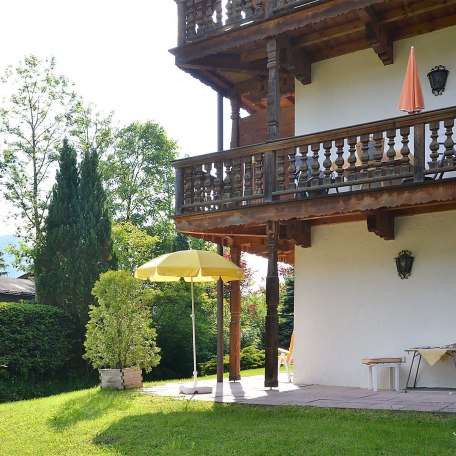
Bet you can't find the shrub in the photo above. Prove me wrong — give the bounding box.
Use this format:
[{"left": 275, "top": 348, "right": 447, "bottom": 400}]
[
  {"left": 199, "top": 345, "right": 265, "bottom": 376},
  {"left": 84, "top": 270, "right": 161, "bottom": 372},
  {"left": 0, "top": 302, "right": 76, "bottom": 379}
]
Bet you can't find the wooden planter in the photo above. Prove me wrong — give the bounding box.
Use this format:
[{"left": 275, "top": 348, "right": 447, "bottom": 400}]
[{"left": 99, "top": 367, "right": 143, "bottom": 390}]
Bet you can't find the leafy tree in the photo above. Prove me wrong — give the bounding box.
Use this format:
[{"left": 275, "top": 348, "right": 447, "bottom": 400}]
[
  {"left": 0, "top": 250, "right": 7, "bottom": 276},
  {"left": 75, "top": 150, "right": 115, "bottom": 325},
  {"left": 279, "top": 271, "right": 294, "bottom": 348},
  {"left": 84, "top": 270, "right": 160, "bottom": 371},
  {"left": 112, "top": 221, "right": 159, "bottom": 273},
  {"left": 35, "top": 139, "right": 79, "bottom": 311},
  {"left": 102, "top": 121, "right": 177, "bottom": 227},
  {"left": 0, "top": 55, "right": 77, "bottom": 252}
]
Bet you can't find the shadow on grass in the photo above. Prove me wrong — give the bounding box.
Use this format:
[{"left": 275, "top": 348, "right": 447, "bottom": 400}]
[
  {"left": 50, "top": 388, "right": 135, "bottom": 430},
  {"left": 91, "top": 401, "right": 456, "bottom": 456}
]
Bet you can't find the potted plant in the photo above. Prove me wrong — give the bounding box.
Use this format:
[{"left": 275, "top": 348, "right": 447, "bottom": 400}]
[{"left": 84, "top": 270, "right": 160, "bottom": 389}]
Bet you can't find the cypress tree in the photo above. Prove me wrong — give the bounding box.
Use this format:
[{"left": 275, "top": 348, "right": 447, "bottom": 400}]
[
  {"left": 0, "top": 250, "right": 7, "bottom": 276},
  {"left": 279, "top": 273, "right": 294, "bottom": 348},
  {"left": 35, "top": 139, "right": 80, "bottom": 312},
  {"left": 76, "top": 150, "right": 115, "bottom": 325}
]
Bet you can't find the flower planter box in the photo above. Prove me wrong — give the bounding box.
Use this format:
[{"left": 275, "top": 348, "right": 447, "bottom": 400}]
[{"left": 99, "top": 367, "right": 143, "bottom": 390}]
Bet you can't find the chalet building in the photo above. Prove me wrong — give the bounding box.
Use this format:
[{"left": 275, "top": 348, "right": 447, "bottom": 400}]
[
  {"left": 0, "top": 278, "right": 35, "bottom": 303},
  {"left": 171, "top": 0, "right": 456, "bottom": 389}
]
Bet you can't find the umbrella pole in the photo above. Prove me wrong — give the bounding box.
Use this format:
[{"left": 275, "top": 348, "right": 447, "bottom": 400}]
[{"left": 191, "top": 278, "right": 198, "bottom": 387}]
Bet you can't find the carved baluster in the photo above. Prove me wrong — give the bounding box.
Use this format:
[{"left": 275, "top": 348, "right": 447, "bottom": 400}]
[
  {"left": 334, "top": 139, "right": 345, "bottom": 183},
  {"left": 298, "top": 146, "right": 309, "bottom": 190},
  {"left": 225, "top": 0, "right": 233, "bottom": 23},
  {"left": 310, "top": 143, "right": 320, "bottom": 190},
  {"left": 385, "top": 129, "right": 397, "bottom": 176},
  {"left": 276, "top": 0, "right": 285, "bottom": 8},
  {"left": 183, "top": 166, "right": 194, "bottom": 212},
  {"left": 287, "top": 147, "right": 297, "bottom": 191},
  {"left": 193, "top": 164, "right": 204, "bottom": 210},
  {"left": 214, "top": 0, "right": 223, "bottom": 26},
  {"left": 231, "top": 157, "right": 242, "bottom": 202},
  {"left": 372, "top": 131, "right": 383, "bottom": 178},
  {"left": 194, "top": 0, "right": 204, "bottom": 34},
  {"left": 400, "top": 127, "right": 411, "bottom": 174},
  {"left": 185, "top": 0, "right": 196, "bottom": 38},
  {"left": 276, "top": 149, "right": 285, "bottom": 191},
  {"left": 204, "top": 161, "right": 214, "bottom": 206},
  {"left": 213, "top": 160, "right": 223, "bottom": 207},
  {"left": 254, "top": 153, "right": 263, "bottom": 196},
  {"left": 244, "top": 156, "right": 253, "bottom": 200},
  {"left": 203, "top": 0, "right": 214, "bottom": 31},
  {"left": 254, "top": 0, "right": 264, "bottom": 16},
  {"left": 223, "top": 159, "right": 233, "bottom": 202},
  {"left": 359, "top": 134, "right": 370, "bottom": 180},
  {"left": 428, "top": 121, "right": 440, "bottom": 169},
  {"left": 443, "top": 118, "right": 455, "bottom": 167},
  {"left": 234, "top": 0, "right": 243, "bottom": 21},
  {"left": 244, "top": 0, "right": 253, "bottom": 18},
  {"left": 322, "top": 140, "right": 332, "bottom": 185},
  {"left": 346, "top": 136, "right": 357, "bottom": 181}
]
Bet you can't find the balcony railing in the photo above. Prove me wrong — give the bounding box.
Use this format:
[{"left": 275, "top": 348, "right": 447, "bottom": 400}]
[
  {"left": 174, "top": 107, "right": 456, "bottom": 215},
  {"left": 176, "top": 0, "right": 318, "bottom": 45}
]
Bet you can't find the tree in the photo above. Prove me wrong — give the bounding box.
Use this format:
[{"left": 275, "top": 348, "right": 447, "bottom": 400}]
[
  {"left": 102, "top": 121, "right": 178, "bottom": 228},
  {"left": 75, "top": 150, "right": 115, "bottom": 325},
  {"left": 0, "top": 250, "right": 7, "bottom": 276},
  {"left": 279, "top": 271, "right": 294, "bottom": 348},
  {"left": 0, "top": 55, "right": 77, "bottom": 252},
  {"left": 84, "top": 270, "right": 160, "bottom": 371},
  {"left": 112, "top": 221, "right": 159, "bottom": 273},
  {"left": 35, "top": 139, "right": 79, "bottom": 311}
]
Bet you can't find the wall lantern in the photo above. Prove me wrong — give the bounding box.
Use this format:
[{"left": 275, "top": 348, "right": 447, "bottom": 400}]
[
  {"left": 395, "top": 250, "right": 414, "bottom": 279},
  {"left": 427, "top": 65, "right": 449, "bottom": 96}
]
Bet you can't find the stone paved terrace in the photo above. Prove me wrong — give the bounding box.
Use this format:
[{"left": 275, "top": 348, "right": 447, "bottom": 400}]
[{"left": 143, "top": 374, "right": 456, "bottom": 413}]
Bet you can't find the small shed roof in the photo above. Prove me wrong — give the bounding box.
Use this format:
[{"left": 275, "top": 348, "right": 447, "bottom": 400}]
[{"left": 0, "top": 278, "right": 35, "bottom": 297}]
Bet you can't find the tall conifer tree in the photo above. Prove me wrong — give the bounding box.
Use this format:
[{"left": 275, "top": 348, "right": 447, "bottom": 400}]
[
  {"left": 76, "top": 150, "right": 115, "bottom": 325},
  {"left": 35, "top": 139, "right": 79, "bottom": 312},
  {"left": 279, "top": 273, "right": 294, "bottom": 348}
]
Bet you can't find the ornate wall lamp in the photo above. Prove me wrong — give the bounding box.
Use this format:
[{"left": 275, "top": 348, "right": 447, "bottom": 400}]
[
  {"left": 395, "top": 250, "right": 414, "bottom": 279},
  {"left": 427, "top": 66, "right": 449, "bottom": 96}
]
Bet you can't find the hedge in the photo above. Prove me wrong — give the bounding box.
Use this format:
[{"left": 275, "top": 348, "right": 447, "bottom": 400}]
[{"left": 0, "top": 302, "right": 77, "bottom": 379}]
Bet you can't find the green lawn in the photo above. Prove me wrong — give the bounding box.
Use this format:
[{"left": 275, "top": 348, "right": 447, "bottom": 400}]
[{"left": 1, "top": 375, "right": 456, "bottom": 456}]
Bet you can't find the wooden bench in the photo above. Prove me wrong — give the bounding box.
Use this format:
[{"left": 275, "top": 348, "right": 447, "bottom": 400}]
[{"left": 362, "top": 358, "right": 403, "bottom": 392}]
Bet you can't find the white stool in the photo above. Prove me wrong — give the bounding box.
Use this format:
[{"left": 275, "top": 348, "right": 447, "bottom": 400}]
[{"left": 362, "top": 358, "right": 403, "bottom": 392}]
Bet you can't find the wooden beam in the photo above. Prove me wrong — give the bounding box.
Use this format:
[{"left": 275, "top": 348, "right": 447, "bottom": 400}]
[
  {"left": 277, "top": 34, "right": 311, "bottom": 85},
  {"left": 264, "top": 221, "right": 279, "bottom": 388},
  {"left": 359, "top": 6, "right": 393, "bottom": 65},
  {"left": 230, "top": 96, "right": 240, "bottom": 149},
  {"left": 267, "top": 38, "right": 281, "bottom": 141},
  {"left": 367, "top": 210, "right": 395, "bottom": 240},
  {"left": 229, "top": 244, "right": 242, "bottom": 381},
  {"left": 284, "top": 220, "right": 312, "bottom": 248}
]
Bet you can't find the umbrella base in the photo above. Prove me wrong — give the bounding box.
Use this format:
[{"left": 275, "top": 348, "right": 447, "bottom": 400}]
[{"left": 179, "top": 384, "right": 213, "bottom": 395}]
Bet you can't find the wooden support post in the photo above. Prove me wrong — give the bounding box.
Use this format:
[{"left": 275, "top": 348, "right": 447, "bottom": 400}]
[
  {"left": 229, "top": 244, "right": 241, "bottom": 381},
  {"left": 265, "top": 221, "right": 279, "bottom": 388},
  {"left": 267, "top": 38, "right": 281, "bottom": 141},
  {"left": 230, "top": 96, "right": 240, "bottom": 149},
  {"left": 175, "top": 0, "right": 186, "bottom": 46},
  {"left": 175, "top": 168, "right": 184, "bottom": 215},
  {"left": 414, "top": 123, "right": 425, "bottom": 183}
]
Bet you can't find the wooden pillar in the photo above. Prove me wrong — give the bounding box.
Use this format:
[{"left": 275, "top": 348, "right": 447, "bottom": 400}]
[
  {"left": 175, "top": 0, "right": 186, "bottom": 46},
  {"left": 264, "top": 221, "right": 279, "bottom": 387},
  {"left": 267, "top": 38, "right": 280, "bottom": 141},
  {"left": 229, "top": 244, "right": 241, "bottom": 381},
  {"left": 230, "top": 96, "right": 240, "bottom": 149}
]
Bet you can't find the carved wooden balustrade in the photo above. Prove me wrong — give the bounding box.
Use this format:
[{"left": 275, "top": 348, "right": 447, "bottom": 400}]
[
  {"left": 175, "top": 0, "right": 317, "bottom": 44},
  {"left": 174, "top": 107, "right": 456, "bottom": 215}
]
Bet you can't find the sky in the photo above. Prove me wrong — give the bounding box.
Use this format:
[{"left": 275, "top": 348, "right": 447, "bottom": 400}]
[{"left": 0, "top": 0, "right": 232, "bottom": 236}]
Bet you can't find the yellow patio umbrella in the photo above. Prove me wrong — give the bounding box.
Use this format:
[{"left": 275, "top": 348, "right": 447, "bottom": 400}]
[{"left": 135, "top": 250, "right": 244, "bottom": 394}]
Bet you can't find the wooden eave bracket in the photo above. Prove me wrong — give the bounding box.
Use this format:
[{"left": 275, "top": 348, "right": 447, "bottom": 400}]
[
  {"left": 283, "top": 220, "right": 311, "bottom": 248},
  {"left": 277, "top": 34, "right": 311, "bottom": 85},
  {"left": 358, "top": 7, "right": 393, "bottom": 65},
  {"left": 367, "top": 210, "right": 395, "bottom": 240}
]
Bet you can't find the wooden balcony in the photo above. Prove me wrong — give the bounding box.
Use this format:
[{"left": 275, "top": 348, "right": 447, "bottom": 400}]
[{"left": 173, "top": 107, "right": 456, "bottom": 263}]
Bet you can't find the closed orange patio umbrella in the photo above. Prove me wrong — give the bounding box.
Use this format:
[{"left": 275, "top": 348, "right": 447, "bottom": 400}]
[{"left": 398, "top": 47, "right": 425, "bottom": 114}]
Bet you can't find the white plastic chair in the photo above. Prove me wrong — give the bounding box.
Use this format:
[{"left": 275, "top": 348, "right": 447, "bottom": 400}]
[{"left": 278, "top": 331, "right": 294, "bottom": 382}]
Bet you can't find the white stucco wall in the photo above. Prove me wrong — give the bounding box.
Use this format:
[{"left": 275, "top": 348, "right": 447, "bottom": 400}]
[
  {"left": 295, "top": 26, "right": 456, "bottom": 135},
  {"left": 294, "top": 210, "right": 456, "bottom": 389}
]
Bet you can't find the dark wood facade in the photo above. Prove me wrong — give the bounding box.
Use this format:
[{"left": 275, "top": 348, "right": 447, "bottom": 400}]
[{"left": 171, "top": 0, "right": 456, "bottom": 387}]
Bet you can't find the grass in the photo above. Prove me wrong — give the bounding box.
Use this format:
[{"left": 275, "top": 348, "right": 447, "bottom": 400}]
[{"left": 1, "top": 370, "right": 456, "bottom": 455}]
